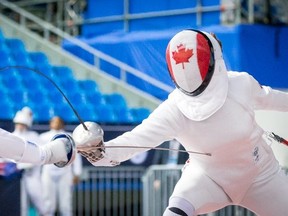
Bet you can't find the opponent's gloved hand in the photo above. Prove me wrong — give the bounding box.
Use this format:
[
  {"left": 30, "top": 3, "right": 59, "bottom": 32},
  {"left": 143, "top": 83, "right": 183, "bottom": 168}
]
[
  {"left": 41, "top": 133, "right": 76, "bottom": 168},
  {"left": 72, "top": 122, "right": 105, "bottom": 164}
]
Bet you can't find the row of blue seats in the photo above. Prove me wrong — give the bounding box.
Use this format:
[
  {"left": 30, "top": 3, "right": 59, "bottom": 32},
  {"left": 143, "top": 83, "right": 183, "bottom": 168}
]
[
  {"left": 0, "top": 99, "right": 150, "bottom": 124},
  {"left": 0, "top": 30, "right": 151, "bottom": 124},
  {"left": 0, "top": 76, "right": 150, "bottom": 124},
  {"left": 0, "top": 68, "right": 99, "bottom": 94},
  {"left": 0, "top": 70, "right": 150, "bottom": 123}
]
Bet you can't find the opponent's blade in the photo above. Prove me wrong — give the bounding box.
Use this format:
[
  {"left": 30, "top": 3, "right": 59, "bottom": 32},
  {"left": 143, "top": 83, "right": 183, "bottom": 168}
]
[{"left": 80, "top": 145, "right": 212, "bottom": 156}]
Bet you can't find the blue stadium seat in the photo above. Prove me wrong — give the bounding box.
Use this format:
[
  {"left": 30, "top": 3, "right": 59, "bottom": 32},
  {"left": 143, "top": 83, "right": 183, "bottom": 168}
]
[
  {"left": 54, "top": 104, "right": 78, "bottom": 123},
  {"left": 0, "top": 42, "right": 10, "bottom": 54},
  {"left": 131, "top": 107, "right": 151, "bottom": 123},
  {"left": 96, "top": 104, "right": 117, "bottom": 123},
  {"left": 34, "top": 64, "right": 56, "bottom": 80},
  {"left": 78, "top": 79, "right": 99, "bottom": 92},
  {"left": 59, "top": 77, "right": 80, "bottom": 92},
  {"left": 0, "top": 92, "right": 14, "bottom": 108},
  {"left": 105, "top": 93, "right": 127, "bottom": 109},
  {"left": 77, "top": 104, "right": 98, "bottom": 122},
  {"left": 20, "top": 72, "right": 41, "bottom": 88},
  {"left": 34, "top": 103, "right": 56, "bottom": 122},
  {"left": 47, "top": 89, "right": 67, "bottom": 105},
  {"left": 15, "top": 67, "right": 36, "bottom": 80},
  {"left": 11, "top": 50, "right": 34, "bottom": 68},
  {"left": 0, "top": 51, "right": 15, "bottom": 67},
  {"left": 37, "top": 76, "right": 60, "bottom": 91},
  {"left": 114, "top": 107, "right": 135, "bottom": 124},
  {"left": 9, "top": 90, "right": 30, "bottom": 105},
  {"left": 27, "top": 88, "right": 50, "bottom": 107},
  {"left": 0, "top": 83, "right": 9, "bottom": 96},
  {"left": 1, "top": 72, "right": 23, "bottom": 89},
  {"left": 67, "top": 92, "right": 87, "bottom": 105},
  {"left": 86, "top": 91, "right": 106, "bottom": 106},
  {"left": 52, "top": 66, "right": 74, "bottom": 79},
  {"left": 29, "top": 52, "right": 49, "bottom": 64},
  {"left": 0, "top": 67, "right": 17, "bottom": 79},
  {"left": 5, "top": 39, "right": 26, "bottom": 53},
  {"left": 0, "top": 103, "right": 15, "bottom": 120}
]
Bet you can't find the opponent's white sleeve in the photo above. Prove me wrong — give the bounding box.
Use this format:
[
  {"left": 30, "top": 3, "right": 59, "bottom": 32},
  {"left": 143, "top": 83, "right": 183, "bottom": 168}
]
[{"left": 0, "top": 128, "right": 45, "bottom": 164}]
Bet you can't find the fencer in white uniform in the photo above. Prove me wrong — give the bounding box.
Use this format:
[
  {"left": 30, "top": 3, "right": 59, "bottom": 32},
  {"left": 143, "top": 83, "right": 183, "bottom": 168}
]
[
  {"left": 40, "top": 116, "right": 82, "bottom": 216},
  {"left": 72, "top": 29, "right": 288, "bottom": 216},
  {"left": 0, "top": 111, "right": 76, "bottom": 171},
  {"left": 13, "top": 107, "right": 48, "bottom": 216}
]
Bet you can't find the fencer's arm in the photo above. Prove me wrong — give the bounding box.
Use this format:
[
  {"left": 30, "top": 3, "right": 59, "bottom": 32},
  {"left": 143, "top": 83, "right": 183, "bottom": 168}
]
[
  {"left": 102, "top": 100, "right": 180, "bottom": 162},
  {"left": 249, "top": 74, "right": 288, "bottom": 111},
  {"left": 72, "top": 100, "right": 182, "bottom": 166}
]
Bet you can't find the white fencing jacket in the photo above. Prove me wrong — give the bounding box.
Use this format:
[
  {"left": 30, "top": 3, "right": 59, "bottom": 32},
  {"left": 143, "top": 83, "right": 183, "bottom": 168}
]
[{"left": 98, "top": 71, "right": 288, "bottom": 202}]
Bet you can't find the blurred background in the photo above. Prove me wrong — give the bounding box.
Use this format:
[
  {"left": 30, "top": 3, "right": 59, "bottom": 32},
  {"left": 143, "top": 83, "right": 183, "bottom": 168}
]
[{"left": 0, "top": 0, "right": 287, "bottom": 215}]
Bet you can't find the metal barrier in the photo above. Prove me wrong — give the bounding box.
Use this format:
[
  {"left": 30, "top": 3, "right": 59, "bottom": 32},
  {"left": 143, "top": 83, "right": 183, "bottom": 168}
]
[
  {"left": 73, "top": 166, "right": 145, "bottom": 216},
  {"left": 20, "top": 164, "right": 260, "bottom": 216},
  {"left": 142, "top": 165, "right": 256, "bottom": 216},
  {"left": 142, "top": 165, "right": 183, "bottom": 216}
]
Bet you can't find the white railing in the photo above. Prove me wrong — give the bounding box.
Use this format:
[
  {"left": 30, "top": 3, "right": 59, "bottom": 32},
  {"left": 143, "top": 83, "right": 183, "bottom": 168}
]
[
  {"left": 21, "top": 164, "right": 264, "bottom": 215},
  {"left": 142, "top": 165, "right": 183, "bottom": 216},
  {"left": 73, "top": 166, "right": 145, "bottom": 216},
  {"left": 79, "top": 3, "right": 224, "bottom": 31}
]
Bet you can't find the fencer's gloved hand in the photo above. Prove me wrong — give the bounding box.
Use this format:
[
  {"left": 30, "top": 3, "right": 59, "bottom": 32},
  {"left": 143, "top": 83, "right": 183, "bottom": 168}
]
[{"left": 72, "top": 122, "right": 105, "bottom": 164}]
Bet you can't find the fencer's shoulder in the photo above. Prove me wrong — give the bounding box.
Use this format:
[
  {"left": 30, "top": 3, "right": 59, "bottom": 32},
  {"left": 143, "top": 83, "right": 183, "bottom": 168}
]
[
  {"left": 228, "top": 71, "right": 251, "bottom": 79},
  {"left": 227, "top": 71, "right": 256, "bottom": 84}
]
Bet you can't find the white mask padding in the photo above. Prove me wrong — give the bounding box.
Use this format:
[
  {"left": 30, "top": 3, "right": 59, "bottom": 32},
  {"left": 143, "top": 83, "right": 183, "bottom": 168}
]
[{"left": 170, "top": 58, "right": 228, "bottom": 121}]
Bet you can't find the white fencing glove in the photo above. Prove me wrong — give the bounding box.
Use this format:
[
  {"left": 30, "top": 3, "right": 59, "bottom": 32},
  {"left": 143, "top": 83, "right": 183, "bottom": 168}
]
[
  {"left": 72, "top": 122, "right": 119, "bottom": 166},
  {"left": 47, "top": 133, "right": 76, "bottom": 168}
]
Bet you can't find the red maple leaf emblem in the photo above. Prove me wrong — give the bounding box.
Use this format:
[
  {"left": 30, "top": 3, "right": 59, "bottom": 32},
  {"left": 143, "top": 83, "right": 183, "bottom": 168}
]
[{"left": 172, "top": 44, "right": 193, "bottom": 69}]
